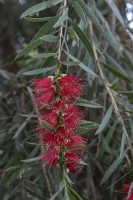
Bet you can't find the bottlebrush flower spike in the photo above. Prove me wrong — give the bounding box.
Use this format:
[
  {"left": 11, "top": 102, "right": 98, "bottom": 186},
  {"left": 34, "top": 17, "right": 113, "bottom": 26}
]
[
  {"left": 32, "top": 74, "right": 86, "bottom": 171},
  {"left": 31, "top": 77, "right": 55, "bottom": 107},
  {"left": 116, "top": 184, "right": 133, "bottom": 200}
]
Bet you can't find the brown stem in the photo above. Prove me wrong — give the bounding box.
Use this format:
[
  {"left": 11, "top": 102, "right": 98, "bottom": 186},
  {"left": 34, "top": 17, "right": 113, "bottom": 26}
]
[
  {"left": 56, "top": 0, "right": 67, "bottom": 74},
  {"left": 89, "top": 22, "right": 133, "bottom": 157}
]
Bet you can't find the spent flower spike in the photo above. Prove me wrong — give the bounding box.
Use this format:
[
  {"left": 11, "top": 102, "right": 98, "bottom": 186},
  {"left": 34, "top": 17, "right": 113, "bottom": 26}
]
[{"left": 32, "top": 74, "right": 86, "bottom": 171}]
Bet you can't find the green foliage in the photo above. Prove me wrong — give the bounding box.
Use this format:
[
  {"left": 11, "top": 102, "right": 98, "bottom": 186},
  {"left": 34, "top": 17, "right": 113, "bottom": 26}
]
[{"left": 1, "top": 0, "right": 133, "bottom": 200}]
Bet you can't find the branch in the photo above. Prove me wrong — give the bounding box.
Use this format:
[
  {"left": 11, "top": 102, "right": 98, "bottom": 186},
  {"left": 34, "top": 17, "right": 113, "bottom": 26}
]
[
  {"left": 57, "top": 0, "right": 67, "bottom": 62},
  {"left": 89, "top": 22, "right": 133, "bottom": 157}
]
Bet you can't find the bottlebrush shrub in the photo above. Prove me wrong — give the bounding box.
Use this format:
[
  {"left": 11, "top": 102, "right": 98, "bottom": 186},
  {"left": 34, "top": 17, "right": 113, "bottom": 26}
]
[{"left": 31, "top": 74, "right": 86, "bottom": 172}]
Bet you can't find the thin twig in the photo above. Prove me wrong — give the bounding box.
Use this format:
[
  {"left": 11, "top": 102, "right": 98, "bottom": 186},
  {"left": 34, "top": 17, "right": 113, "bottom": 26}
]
[
  {"left": 27, "top": 86, "right": 53, "bottom": 198},
  {"left": 57, "top": 0, "right": 67, "bottom": 62},
  {"left": 89, "top": 22, "right": 133, "bottom": 157}
]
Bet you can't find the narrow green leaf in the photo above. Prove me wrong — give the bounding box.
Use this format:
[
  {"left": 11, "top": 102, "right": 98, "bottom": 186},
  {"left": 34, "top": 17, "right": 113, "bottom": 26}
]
[
  {"left": 68, "top": 186, "right": 83, "bottom": 200},
  {"left": 54, "top": 10, "right": 68, "bottom": 28},
  {"left": 101, "top": 149, "right": 128, "bottom": 184},
  {"left": 21, "top": 0, "right": 62, "bottom": 18},
  {"left": 64, "top": 50, "right": 97, "bottom": 77},
  {"left": 76, "top": 98, "right": 103, "bottom": 108},
  {"left": 66, "top": 145, "right": 84, "bottom": 151},
  {"left": 99, "top": 122, "right": 117, "bottom": 157},
  {"left": 105, "top": 121, "right": 117, "bottom": 143},
  {"left": 130, "top": 119, "right": 133, "bottom": 139},
  {"left": 16, "top": 18, "right": 58, "bottom": 59},
  {"left": 22, "top": 67, "right": 55, "bottom": 75},
  {"left": 104, "top": 53, "right": 128, "bottom": 76},
  {"left": 30, "top": 52, "right": 57, "bottom": 58},
  {"left": 61, "top": 61, "right": 80, "bottom": 66},
  {"left": 80, "top": 120, "right": 99, "bottom": 129},
  {"left": 65, "top": 192, "right": 71, "bottom": 200},
  {"left": 68, "top": 192, "right": 76, "bottom": 200},
  {"left": 71, "top": 0, "right": 87, "bottom": 27},
  {"left": 75, "top": 0, "right": 120, "bottom": 52},
  {"left": 16, "top": 39, "right": 44, "bottom": 59},
  {"left": 102, "top": 63, "right": 131, "bottom": 82},
  {"left": 79, "top": 160, "right": 88, "bottom": 166},
  {"left": 21, "top": 157, "right": 39, "bottom": 163},
  {"left": 49, "top": 186, "right": 64, "bottom": 200},
  {"left": 1, "top": 169, "right": 20, "bottom": 186},
  {"left": 65, "top": 171, "right": 74, "bottom": 185},
  {"left": 95, "top": 9, "right": 120, "bottom": 52},
  {"left": 24, "top": 187, "right": 45, "bottom": 200},
  {"left": 105, "top": 0, "right": 125, "bottom": 26},
  {"left": 32, "top": 17, "right": 58, "bottom": 42},
  {"left": 99, "top": 135, "right": 112, "bottom": 158},
  {"left": 96, "top": 105, "right": 113, "bottom": 135},
  {"left": 67, "top": 27, "right": 79, "bottom": 46},
  {"left": 25, "top": 16, "right": 54, "bottom": 22},
  {"left": 40, "top": 35, "right": 59, "bottom": 43},
  {"left": 73, "top": 0, "right": 103, "bottom": 32},
  {"left": 41, "top": 120, "right": 55, "bottom": 132},
  {"left": 120, "top": 130, "right": 126, "bottom": 158},
  {"left": 41, "top": 56, "right": 55, "bottom": 68},
  {"left": 70, "top": 20, "right": 94, "bottom": 58}
]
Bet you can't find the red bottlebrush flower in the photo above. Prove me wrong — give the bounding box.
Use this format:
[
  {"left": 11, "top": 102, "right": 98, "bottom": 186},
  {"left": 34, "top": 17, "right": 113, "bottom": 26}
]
[
  {"left": 116, "top": 184, "right": 133, "bottom": 200},
  {"left": 32, "top": 74, "right": 86, "bottom": 171},
  {"left": 63, "top": 105, "right": 82, "bottom": 128},
  {"left": 66, "top": 135, "right": 85, "bottom": 149},
  {"left": 31, "top": 77, "right": 54, "bottom": 107},
  {"left": 40, "top": 148, "right": 58, "bottom": 168},
  {"left": 41, "top": 126, "right": 74, "bottom": 147},
  {"left": 65, "top": 151, "right": 80, "bottom": 171},
  {"left": 58, "top": 75, "right": 83, "bottom": 102},
  {"left": 41, "top": 109, "right": 58, "bottom": 127}
]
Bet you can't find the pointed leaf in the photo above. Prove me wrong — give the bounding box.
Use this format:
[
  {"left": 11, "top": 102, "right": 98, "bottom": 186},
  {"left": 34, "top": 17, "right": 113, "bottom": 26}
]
[
  {"left": 30, "top": 52, "right": 57, "bottom": 58},
  {"left": 61, "top": 61, "right": 80, "bottom": 66},
  {"left": 68, "top": 186, "right": 83, "bottom": 200},
  {"left": 21, "top": 157, "right": 40, "bottom": 163},
  {"left": 49, "top": 186, "right": 64, "bottom": 200},
  {"left": 25, "top": 16, "right": 54, "bottom": 22},
  {"left": 71, "top": 0, "right": 87, "bottom": 27},
  {"left": 101, "top": 149, "right": 128, "bottom": 184},
  {"left": 105, "top": 0, "right": 125, "bottom": 26},
  {"left": 41, "top": 56, "right": 55, "bottom": 68},
  {"left": 41, "top": 120, "right": 55, "bottom": 132},
  {"left": 67, "top": 27, "right": 79, "bottom": 46},
  {"left": 72, "top": 0, "right": 103, "bottom": 30},
  {"left": 79, "top": 160, "right": 88, "bottom": 166},
  {"left": 96, "top": 105, "right": 113, "bottom": 135},
  {"left": 70, "top": 20, "right": 94, "bottom": 58},
  {"left": 66, "top": 145, "right": 84, "bottom": 151},
  {"left": 80, "top": 120, "right": 99, "bottom": 129},
  {"left": 32, "top": 17, "right": 58, "bottom": 42},
  {"left": 16, "top": 39, "right": 44, "bottom": 59},
  {"left": 24, "top": 187, "right": 45, "bottom": 200},
  {"left": 22, "top": 67, "right": 55, "bottom": 75},
  {"left": 120, "top": 130, "right": 126, "bottom": 158},
  {"left": 54, "top": 10, "right": 68, "bottom": 28},
  {"left": 75, "top": 0, "right": 120, "bottom": 52},
  {"left": 76, "top": 98, "right": 103, "bottom": 108},
  {"left": 64, "top": 50, "right": 97, "bottom": 77},
  {"left": 21, "top": 0, "right": 62, "bottom": 18},
  {"left": 65, "top": 171, "right": 74, "bottom": 185},
  {"left": 40, "top": 35, "right": 59, "bottom": 43},
  {"left": 101, "top": 63, "right": 131, "bottom": 83}
]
